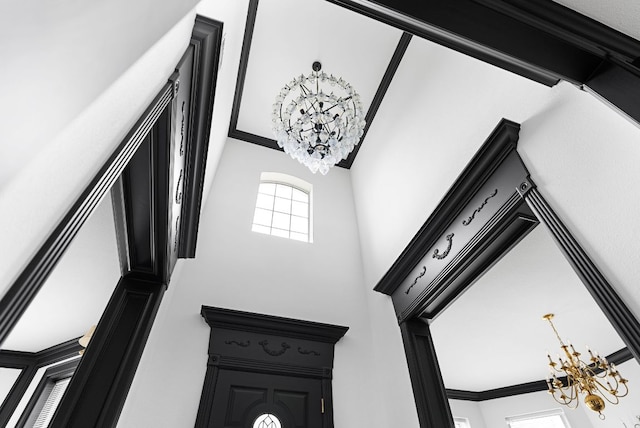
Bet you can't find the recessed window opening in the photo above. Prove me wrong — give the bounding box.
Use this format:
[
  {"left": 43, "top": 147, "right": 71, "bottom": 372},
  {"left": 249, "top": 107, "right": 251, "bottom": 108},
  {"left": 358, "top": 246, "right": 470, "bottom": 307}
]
[
  {"left": 252, "top": 172, "right": 312, "bottom": 243},
  {"left": 454, "top": 417, "right": 471, "bottom": 428},
  {"left": 506, "top": 408, "right": 571, "bottom": 428}
]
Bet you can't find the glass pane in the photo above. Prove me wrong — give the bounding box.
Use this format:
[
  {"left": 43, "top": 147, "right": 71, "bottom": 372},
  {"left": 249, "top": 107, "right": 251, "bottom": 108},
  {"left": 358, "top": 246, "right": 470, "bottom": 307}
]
[
  {"left": 273, "top": 197, "right": 292, "bottom": 214},
  {"left": 292, "top": 188, "right": 308, "bottom": 202},
  {"left": 275, "top": 184, "right": 292, "bottom": 199},
  {"left": 255, "top": 193, "right": 274, "bottom": 210},
  {"left": 290, "top": 215, "right": 308, "bottom": 234},
  {"left": 291, "top": 201, "right": 308, "bottom": 218},
  {"left": 509, "top": 415, "right": 568, "bottom": 428},
  {"left": 271, "top": 228, "right": 289, "bottom": 238},
  {"left": 253, "top": 413, "right": 282, "bottom": 428},
  {"left": 259, "top": 183, "right": 276, "bottom": 195},
  {"left": 252, "top": 224, "right": 271, "bottom": 235},
  {"left": 253, "top": 208, "right": 273, "bottom": 227},
  {"left": 272, "top": 212, "right": 290, "bottom": 230}
]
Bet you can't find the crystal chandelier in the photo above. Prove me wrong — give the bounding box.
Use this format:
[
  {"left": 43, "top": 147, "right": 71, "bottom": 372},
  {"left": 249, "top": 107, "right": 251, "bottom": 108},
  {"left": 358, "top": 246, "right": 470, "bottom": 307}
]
[
  {"left": 272, "top": 62, "right": 365, "bottom": 175},
  {"left": 543, "top": 313, "right": 629, "bottom": 419}
]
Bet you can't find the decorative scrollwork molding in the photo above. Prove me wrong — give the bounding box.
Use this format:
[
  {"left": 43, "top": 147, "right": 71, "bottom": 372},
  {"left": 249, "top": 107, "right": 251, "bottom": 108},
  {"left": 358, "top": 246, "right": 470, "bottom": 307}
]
[
  {"left": 432, "top": 233, "right": 454, "bottom": 260},
  {"left": 179, "top": 100, "right": 186, "bottom": 156},
  {"left": 298, "top": 347, "right": 321, "bottom": 356},
  {"left": 176, "top": 169, "right": 184, "bottom": 204},
  {"left": 462, "top": 188, "right": 498, "bottom": 226},
  {"left": 173, "top": 215, "right": 180, "bottom": 253},
  {"left": 258, "top": 340, "right": 290, "bottom": 357},
  {"left": 224, "top": 340, "right": 250, "bottom": 347},
  {"left": 405, "top": 265, "right": 426, "bottom": 295}
]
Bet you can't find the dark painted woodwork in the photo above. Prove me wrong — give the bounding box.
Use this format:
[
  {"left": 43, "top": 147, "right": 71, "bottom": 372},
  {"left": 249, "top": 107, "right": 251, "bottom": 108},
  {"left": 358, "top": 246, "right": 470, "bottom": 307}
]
[
  {"left": 400, "top": 319, "right": 454, "bottom": 428},
  {"left": 446, "top": 347, "right": 633, "bottom": 401},
  {"left": 228, "top": 0, "right": 413, "bottom": 168},
  {"left": 390, "top": 150, "right": 538, "bottom": 321},
  {"left": 16, "top": 358, "right": 79, "bottom": 428},
  {"left": 196, "top": 307, "right": 347, "bottom": 428},
  {"left": 520, "top": 182, "right": 640, "bottom": 363},
  {"left": 326, "top": 0, "right": 640, "bottom": 125},
  {"left": 0, "top": 83, "right": 174, "bottom": 347},
  {"left": 586, "top": 59, "right": 640, "bottom": 124},
  {"left": 49, "top": 276, "right": 165, "bottom": 428},
  {"left": 375, "top": 119, "right": 522, "bottom": 295},
  {"left": 209, "top": 370, "right": 322, "bottom": 428},
  {"left": 378, "top": 118, "right": 640, "bottom": 425},
  {"left": 179, "top": 16, "right": 224, "bottom": 258},
  {"left": 0, "top": 338, "right": 82, "bottom": 427}
]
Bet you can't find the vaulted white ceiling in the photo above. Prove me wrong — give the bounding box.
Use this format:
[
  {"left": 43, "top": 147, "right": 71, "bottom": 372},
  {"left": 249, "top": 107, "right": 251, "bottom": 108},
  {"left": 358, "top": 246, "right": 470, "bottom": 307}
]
[{"left": 3, "top": 0, "right": 638, "bottom": 398}]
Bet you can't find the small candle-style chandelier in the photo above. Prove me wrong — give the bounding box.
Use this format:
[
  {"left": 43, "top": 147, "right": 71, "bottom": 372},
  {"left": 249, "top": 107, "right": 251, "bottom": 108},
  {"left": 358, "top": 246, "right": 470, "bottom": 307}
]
[
  {"left": 271, "top": 61, "right": 365, "bottom": 175},
  {"left": 543, "top": 313, "right": 629, "bottom": 419}
]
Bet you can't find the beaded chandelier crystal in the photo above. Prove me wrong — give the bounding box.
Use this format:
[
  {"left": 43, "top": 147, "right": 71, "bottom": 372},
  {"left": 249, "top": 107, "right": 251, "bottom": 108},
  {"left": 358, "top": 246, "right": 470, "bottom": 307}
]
[
  {"left": 271, "top": 62, "right": 365, "bottom": 175},
  {"left": 543, "top": 314, "right": 629, "bottom": 419}
]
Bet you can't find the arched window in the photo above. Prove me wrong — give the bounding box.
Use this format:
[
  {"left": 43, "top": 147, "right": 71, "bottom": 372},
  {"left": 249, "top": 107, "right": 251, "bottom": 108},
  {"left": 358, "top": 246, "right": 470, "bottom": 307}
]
[{"left": 251, "top": 172, "right": 312, "bottom": 242}]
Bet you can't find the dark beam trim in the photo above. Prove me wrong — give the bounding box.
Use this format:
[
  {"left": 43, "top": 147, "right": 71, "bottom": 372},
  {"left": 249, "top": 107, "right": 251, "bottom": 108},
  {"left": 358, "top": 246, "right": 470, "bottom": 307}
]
[
  {"left": 520, "top": 182, "right": 640, "bottom": 364},
  {"left": 400, "top": 319, "right": 454, "bottom": 428},
  {"left": 447, "top": 347, "right": 633, "bottom": 401},
  {"left": 228, "top": 1, "right": 413, "bottom": 169},
  {"left": 327, "top": 0, "right": 640, "bottom": 126},
  {"left": 179, "top": 15, "right": 224, "bottom": 258},
  {"left": 374, "top": 119, "right": 521, "bottom": 295},
  {"left": 0, "top": 82, "right": 174, "bottom": 347},
  {"left": 342, "top": 32, "right": 412, "bottom": 168},
  {"left": 324, "top": 0, "right": 561, "bottom": 86},
  {"left": 50, "top": 276, "right": 166, "bottom": 428},
  {"left": 228, "top": 0, "right": 259, "bottom": 139},
  {"left": 201, "top": 306, "right": 349, "bottom": 344}
]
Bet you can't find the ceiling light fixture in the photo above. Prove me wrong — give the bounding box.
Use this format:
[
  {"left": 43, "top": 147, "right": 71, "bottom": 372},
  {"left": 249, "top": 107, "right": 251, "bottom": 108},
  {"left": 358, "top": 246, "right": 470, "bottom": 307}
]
[
  {"left": 272, "top": 61, "right": 365, "bottom": 175},
  {"left": 543, "top": 313, "right": 628, "bottom": 419}
]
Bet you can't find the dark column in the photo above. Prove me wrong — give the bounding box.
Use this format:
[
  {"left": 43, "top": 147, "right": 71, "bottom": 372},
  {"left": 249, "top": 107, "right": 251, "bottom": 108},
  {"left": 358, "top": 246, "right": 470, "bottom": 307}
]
[
  {"left": 49, "top": 276, "right": 165, "bottom": 428},
  {"left": 400, "top": 319, "right": 454, "bottom": 428}
]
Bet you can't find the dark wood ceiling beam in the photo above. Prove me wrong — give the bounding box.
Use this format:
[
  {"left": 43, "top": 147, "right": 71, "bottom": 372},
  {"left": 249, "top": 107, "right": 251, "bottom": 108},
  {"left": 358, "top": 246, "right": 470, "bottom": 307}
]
[{"left": 327, "top": 0, "right": 640, "bottom": 124}]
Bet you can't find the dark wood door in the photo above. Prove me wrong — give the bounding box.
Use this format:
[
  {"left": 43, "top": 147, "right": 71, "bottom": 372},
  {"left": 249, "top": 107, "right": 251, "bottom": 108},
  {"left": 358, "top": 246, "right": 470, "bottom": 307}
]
[{"left": 209, "top": 370, "right": 323, "bottom": 428}]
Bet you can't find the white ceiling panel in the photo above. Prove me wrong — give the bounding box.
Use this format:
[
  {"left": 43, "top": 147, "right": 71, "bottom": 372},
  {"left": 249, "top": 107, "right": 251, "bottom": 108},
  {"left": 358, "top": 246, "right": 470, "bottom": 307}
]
[{"left": 236, "top": 0, "right": 402, "bottom": 139}]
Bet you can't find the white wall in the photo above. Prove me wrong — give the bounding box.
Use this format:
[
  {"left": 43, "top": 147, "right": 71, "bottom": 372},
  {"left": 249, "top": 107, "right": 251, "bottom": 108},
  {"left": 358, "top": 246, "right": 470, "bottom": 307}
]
[
  {"left": 0, "top": 5, "right": 198, "bottom": 296},
  {"left": 478, "top": 390, "right": 595, "bottom": 428},
  {"left": 118, "top": 139, "right": 385, "bottom": 427},
  {"left": 450, "top": 399, "right": 487, "bottom": 428},
  {"left": 0, "top": 0, "right": 199, "bottom": 192}
]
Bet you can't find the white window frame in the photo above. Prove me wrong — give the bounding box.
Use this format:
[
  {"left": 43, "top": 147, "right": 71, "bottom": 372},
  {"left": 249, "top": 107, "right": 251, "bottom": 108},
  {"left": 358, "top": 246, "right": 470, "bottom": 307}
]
[
  {"left": 505, "top": 408, "right": 571, "bottom": 428},
  {"left": 454, "top": 416, "right": 471, "bottom": 428},
  {"left": 251, "top": 172, "right": 313, "bottom": 243}
]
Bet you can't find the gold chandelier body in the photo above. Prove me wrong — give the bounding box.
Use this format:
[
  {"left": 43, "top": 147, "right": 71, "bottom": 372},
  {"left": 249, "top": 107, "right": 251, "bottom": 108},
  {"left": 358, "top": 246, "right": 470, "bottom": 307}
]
[{"left": 543, "top": 314, "right": 628, "bottom": 419}]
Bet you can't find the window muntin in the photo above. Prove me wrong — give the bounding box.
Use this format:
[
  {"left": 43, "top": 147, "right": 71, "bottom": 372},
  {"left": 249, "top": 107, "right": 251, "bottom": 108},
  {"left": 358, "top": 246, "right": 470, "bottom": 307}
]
[
  {"left": 252, "top": 178, "right": 311, "bottom": 242},
  {"left": 506, "top": 409, "right": 571, "bottom": 428},
  {"left": 252, "top": 413, "right": 282, "bottom": 428}
]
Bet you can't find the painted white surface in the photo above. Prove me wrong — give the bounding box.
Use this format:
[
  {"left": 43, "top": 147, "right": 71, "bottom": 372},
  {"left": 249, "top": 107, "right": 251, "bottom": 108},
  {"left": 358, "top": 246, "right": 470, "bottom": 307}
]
[
  {"left": 553, "top": 0, "right": 640, "bottom": 40},
  {"left": 2, "top": 195, "right": 119, "bottom": 352},
  {"left": 0, "top": 368, "right": 21, "bottom": 408},
  {"left": 117, "top": 139, "right": 383, "bottom": 427},
  {"left": 450, "top": 400, "right": 488, "bottom": 428},
  {"left": 0, "top": 0, "right": 199, "bottom": 193},
  {"left": 237, "top": 0, "right": 401, "bottom": 138},
  {"left": 479, "top": 391, "right": 594, "bottom": 428},
  {"left": 0, "top": 7, "right": 197, "bottom": 298},
  {"left": 350, "top": 34, "right": 553, "bottom": 291},
  {"left": 431, "top": 226, "right": 625, "bottom": 391}
]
